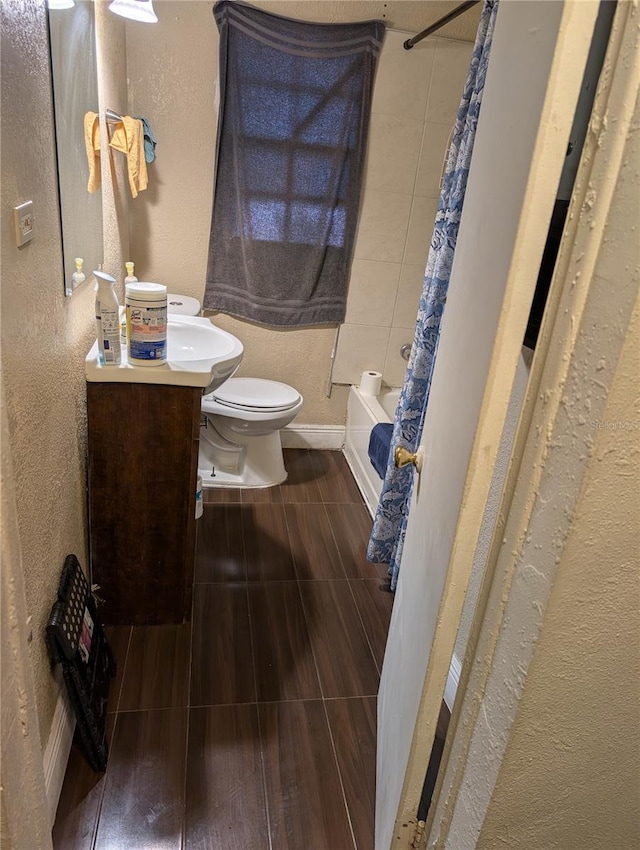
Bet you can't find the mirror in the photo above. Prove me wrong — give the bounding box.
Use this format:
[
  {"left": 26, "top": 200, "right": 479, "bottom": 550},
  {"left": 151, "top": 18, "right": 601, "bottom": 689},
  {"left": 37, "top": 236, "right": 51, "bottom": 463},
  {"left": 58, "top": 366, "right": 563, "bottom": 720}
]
[{"left": 48, "top": 0, "right": 103, "bottom": 296}]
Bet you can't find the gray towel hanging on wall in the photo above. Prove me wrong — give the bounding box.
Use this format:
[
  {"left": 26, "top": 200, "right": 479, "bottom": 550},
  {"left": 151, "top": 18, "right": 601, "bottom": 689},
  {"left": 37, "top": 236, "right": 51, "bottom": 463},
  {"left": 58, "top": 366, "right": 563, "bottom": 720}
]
[{"left": 204, "top": 1, "right": 385, "bottom": 327}]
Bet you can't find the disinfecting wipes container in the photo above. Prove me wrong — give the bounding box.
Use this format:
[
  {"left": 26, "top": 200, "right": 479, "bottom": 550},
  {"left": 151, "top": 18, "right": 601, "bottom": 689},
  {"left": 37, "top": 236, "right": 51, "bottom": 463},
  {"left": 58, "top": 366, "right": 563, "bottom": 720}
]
[{"left": 125, "top": 282, "right": 167, "bottom": 366}]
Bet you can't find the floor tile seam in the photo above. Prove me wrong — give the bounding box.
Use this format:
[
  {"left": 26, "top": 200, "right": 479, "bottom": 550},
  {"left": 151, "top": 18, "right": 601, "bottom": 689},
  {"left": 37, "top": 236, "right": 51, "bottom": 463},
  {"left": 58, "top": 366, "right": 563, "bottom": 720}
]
[
  {"left": 321, "top": 498, "right": 365, "bottom": 505},
  {"left": 322, "top": 500, "right": 376, "bottom": 581},
  {"left": 236, "top": 500, "right": 250, "bottom": 582},
  {"left": 281, "top": 498, "right": 325, "bottom": 505},
  {"left": 244, "top": 577, "right": 261, "bottom": 709},
  {"left": 117, "top": 632, "right": 193, "bottom": 715},
  {"left": 296, "top": 577, "right": 351, "bottom": 583},
  {"left": 181, "top": 578, "right": 197, "bottom": 847},
  {"left": 241, "top": 497, "right": 297, "bottom": 580},
  {"left": 293, "top": 578, "right": 327, "bottom": 701},
  {"left": 251, "top": 482, "right": 284, "bottom": 504},
  {"left": 89, "top": 772, "right": 108, "bottom": 850},
  {"left": 193, "top": 580, "right": 251, "bottom": 590},
  {"left": 95, "top": 706, "right": 192, "bottom": 848},
  {"left": 111, "top": 705, "right": 190, "bottom": 715},
  {"left": 247, "top": 583, "right": 324, "bottom": 704},
  {"left": 110, "top": 626, "right": 132, "bottom": 715},
  {"left": 116, "top": 702, "right": 190, "bottom": 713},
  {"left": 319, "top": 500, "right": 350, "bottom": 580},
  {"left": 89, "top": 724, "right": 113, "bottom": 850},
  {"left": 345, "top": 577, "right": 384, "bottom": 678},
  {"left": 323, "top": 694, "right": 379, "bottom": 702},
  {"left": 90, "top": 626, "right": 134, "bottom": 848},
  {"left": 201, "top": 499, "right": 241, "bottom": 505},
  {"left": 322, "top": 450, "right": 365, "bottom": 506},
  {"left": 200, "top": 502, "right": 248, "bottom": 568},
  {"left": 321, "top": 698, "right": 359, "bottom": 850},
  {"left": 280, "top": 497, "right": 305, "bottom": 584},
  {"left": 254, "top": 700, "right": 274, "bottom": 850},
  {"left": 193, "top": 579, "right": 262, "bottom": 585},
  {"left": 188, "top": 697, "right": 329, "bottom": 709},
  {"left": 297, "top": 579, "right": 380, "bottom": 700},
  {"left": 239, "top": 482, "right": 278, "bottom": 503},
  {"left": 195, "top": 579, "right": 307, "bottom": 586}
]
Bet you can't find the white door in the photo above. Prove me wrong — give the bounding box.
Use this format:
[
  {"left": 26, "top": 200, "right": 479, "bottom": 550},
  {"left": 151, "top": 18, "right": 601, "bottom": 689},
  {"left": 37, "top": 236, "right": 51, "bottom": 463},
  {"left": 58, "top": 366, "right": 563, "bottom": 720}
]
[{"left": 375, "top": 2, "right": 600, "bottom": 847}]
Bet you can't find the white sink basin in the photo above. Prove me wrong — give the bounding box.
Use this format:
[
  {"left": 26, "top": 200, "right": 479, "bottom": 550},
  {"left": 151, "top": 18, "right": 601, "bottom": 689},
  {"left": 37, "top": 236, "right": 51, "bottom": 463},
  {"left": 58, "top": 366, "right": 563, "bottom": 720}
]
[{"left": 86, "top": 315, "right": 243, "bottom": 393}]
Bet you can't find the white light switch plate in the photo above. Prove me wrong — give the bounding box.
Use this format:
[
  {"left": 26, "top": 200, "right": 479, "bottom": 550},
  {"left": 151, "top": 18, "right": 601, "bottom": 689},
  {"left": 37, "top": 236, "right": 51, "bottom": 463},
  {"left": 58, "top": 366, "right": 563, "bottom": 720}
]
[{"left": 14, "top": 200, "right": 34, "bottom": 246}]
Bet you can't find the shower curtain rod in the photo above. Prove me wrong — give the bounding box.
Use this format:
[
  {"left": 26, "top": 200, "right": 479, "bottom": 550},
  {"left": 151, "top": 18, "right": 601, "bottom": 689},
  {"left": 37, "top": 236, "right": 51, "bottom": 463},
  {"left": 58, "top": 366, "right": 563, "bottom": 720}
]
[{"left": 403, "top": 0, "right": 480, "bottom": 49}]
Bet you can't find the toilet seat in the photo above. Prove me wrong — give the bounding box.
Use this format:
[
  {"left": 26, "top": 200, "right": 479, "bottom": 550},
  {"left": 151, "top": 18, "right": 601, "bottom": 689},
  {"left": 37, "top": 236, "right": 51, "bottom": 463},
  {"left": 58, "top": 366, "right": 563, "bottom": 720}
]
[
  {"left": 211, "top": 378, "right": 301, "bottom": 413},
  {"left": 199, "top": 376, "right": 304, "bottom": 488}
]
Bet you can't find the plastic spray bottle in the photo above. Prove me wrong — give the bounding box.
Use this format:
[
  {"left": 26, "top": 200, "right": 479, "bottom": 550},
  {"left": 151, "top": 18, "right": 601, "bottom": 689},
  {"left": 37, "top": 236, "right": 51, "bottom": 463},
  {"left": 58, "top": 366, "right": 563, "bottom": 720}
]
[
  {"left": 121, "top": 262, "right": 139, "bottom": 355},
  {"left": 94, "top": 270, "right": 122, "bottom": 366}
]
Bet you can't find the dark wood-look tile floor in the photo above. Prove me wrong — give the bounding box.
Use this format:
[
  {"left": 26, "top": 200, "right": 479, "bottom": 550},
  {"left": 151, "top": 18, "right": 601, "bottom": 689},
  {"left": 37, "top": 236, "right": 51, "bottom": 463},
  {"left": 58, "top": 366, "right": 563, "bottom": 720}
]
[{"left": 53, "top": 449, "right": 393, "bottom": 850}]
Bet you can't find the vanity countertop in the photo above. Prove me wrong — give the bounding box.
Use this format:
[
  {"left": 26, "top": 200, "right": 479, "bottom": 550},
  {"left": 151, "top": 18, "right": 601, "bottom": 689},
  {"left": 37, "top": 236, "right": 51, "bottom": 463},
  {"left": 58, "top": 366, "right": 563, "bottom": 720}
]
[{"left": 85, "top": 315, "right": 243, "bottom": 392}]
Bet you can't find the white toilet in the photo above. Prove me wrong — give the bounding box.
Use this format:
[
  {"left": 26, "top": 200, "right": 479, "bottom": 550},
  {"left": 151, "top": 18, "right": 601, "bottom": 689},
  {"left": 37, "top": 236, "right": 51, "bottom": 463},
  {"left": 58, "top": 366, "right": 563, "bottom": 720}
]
[
  {"left": 199, "top": 378, "right": 303, "bottom": 488},
  {"left": 166, "top": 294, "right": 303, "bottom": 489}
]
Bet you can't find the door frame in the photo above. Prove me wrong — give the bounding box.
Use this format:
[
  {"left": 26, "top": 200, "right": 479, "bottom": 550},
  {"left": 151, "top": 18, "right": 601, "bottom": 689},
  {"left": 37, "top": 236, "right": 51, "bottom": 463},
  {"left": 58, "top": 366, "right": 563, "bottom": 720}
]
[
  {"left": 426, "top": 2, "right": 640, "bottom": 843},
  {"left": 376, "top": 1, "right": 601, "bottom": 846}
]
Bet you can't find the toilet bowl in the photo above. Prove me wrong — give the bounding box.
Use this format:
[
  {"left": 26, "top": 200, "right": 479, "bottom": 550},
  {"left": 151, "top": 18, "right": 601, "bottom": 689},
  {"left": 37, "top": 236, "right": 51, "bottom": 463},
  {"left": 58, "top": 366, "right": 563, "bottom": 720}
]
[
  {"left": 165, "top": 295, "right": 302, "bottom": 489},
  {"left": 199, "top": 377, "right": 303, "bottom": 489}
]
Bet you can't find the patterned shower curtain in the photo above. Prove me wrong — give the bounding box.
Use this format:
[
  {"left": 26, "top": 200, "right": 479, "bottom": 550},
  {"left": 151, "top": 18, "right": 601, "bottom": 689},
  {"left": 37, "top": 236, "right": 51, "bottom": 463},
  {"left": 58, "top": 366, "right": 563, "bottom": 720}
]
[{"left": 367, "top": 0, "right": 498, "bottom": 591}]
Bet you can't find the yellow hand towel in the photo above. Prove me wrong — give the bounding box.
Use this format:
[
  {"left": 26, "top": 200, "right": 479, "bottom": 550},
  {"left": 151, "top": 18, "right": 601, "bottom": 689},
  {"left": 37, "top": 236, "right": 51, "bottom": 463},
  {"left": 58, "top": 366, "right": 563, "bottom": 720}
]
[
  {"left": 109, "top": 116, "right": 148, "bottom": 199},
  {"left": 84, "top": 111, "right": 101, "bottom": 193}
]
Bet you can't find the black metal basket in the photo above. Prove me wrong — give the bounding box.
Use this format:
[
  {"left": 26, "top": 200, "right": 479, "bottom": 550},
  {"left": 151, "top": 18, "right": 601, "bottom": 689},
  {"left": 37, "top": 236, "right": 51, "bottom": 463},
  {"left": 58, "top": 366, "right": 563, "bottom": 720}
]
[{"left": 46, "top": 554, "right": 116, "bottom": 772}]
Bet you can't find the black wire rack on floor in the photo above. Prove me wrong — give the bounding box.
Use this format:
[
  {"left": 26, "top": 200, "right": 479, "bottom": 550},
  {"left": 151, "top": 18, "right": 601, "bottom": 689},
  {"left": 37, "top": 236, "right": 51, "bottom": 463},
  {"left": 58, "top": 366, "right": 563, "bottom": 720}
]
[{"left": 46, "top": 554, "right": 116, "bottom": 772}]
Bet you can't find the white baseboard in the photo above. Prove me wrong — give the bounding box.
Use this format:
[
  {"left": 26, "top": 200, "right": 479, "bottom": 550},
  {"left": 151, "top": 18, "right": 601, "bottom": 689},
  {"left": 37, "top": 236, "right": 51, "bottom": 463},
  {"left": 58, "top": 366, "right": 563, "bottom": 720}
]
[
  {"left": 444, "top": 653, "right": 462, "bottom": 711},
  {"left": 281, "top": 425, "right": 345, "bottom": 450},
  {"left": 43, "top": 686, "right": 75, "bottom": 826}
]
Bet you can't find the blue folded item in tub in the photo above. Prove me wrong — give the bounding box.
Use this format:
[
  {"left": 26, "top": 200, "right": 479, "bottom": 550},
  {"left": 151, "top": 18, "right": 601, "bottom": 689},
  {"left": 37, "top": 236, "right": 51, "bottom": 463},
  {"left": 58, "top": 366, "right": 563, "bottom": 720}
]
[{"left": 368, "top": 423, "right": 394, "bottom": 480}]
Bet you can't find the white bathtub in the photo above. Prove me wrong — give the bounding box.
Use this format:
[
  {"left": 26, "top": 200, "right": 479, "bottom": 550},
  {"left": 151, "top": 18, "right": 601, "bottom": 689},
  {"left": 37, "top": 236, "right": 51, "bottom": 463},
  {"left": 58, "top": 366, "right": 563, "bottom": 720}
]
[{"left": 344, "top": 385, "right": 400, "bottom": 517}]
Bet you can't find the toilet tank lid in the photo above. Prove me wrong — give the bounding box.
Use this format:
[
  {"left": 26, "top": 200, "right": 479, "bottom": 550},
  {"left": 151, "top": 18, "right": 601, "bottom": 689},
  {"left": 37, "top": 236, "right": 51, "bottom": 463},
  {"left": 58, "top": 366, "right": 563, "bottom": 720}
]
[
  {"left": 167, "top": 294, "right": 201, "bottom": 316},
  {"left": 213, "top": 378, "right": 300, "bottom": 409}
]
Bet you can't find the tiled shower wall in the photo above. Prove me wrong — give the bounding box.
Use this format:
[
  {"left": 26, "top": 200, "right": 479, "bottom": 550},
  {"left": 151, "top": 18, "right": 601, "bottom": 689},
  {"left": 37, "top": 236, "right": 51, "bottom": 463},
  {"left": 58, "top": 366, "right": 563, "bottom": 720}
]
[{"left": 333, "top": 31, "right": 473, "bottom": 389}]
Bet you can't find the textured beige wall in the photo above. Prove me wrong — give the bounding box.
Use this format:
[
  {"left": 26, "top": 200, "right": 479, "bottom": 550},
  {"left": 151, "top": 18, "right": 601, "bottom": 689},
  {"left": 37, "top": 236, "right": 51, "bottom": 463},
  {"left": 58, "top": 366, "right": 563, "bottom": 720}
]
[
  {"left": 124, "top": 1, "right": 352, "bottom": 424},
  {"left": 478, "top": 293, "right": 640, "bottom": 848},
  {"left": 1, "top": 1, "right": 96, "bottom": 742},
  {"left": 1, "top": 403, "right": 52, "bottom": 848}
]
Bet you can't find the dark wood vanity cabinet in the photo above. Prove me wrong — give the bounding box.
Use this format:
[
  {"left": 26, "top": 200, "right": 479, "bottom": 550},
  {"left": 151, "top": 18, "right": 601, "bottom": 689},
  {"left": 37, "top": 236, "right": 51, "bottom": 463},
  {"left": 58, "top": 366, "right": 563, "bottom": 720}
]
[{"left": 87, "top": 382, "right": 202, "bottom": 625}]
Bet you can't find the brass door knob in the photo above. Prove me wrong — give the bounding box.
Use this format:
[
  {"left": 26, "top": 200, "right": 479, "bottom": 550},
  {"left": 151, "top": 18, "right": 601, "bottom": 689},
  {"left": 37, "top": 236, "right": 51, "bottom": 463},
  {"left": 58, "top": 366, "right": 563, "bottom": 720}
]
[{"left": 394, "top": 445, "right": 425, "bottom": 473}]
